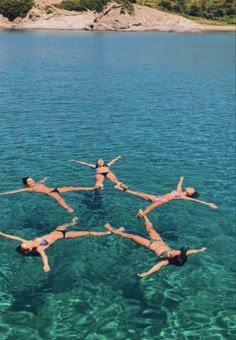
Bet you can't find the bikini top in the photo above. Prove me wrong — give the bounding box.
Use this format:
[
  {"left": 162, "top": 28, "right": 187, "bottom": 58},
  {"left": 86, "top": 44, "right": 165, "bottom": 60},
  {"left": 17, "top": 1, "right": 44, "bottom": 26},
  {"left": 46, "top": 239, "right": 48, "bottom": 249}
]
[
  {"left": 159, "top": 249, "right": 171, "bottom": 258},
  {"left": 33, "top": 238, "right": 49, "bottom": 246},
  {"left": 171, "top": 190, "right": 182, "bottom": 199},
  {"left": 96, "top": 163, "right": 108, "bottom": 168}
]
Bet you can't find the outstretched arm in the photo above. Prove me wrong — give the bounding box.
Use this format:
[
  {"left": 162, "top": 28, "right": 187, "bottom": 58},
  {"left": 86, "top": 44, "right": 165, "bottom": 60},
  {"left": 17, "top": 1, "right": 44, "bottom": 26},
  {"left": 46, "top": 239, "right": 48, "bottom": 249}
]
[
  {"left": 70, "top": 160, "right": 95, "bottom": 168},
  {"left": 0, "top": 231, "right": 26, "bottom": 243},
  {"left": 107, "top": 155, "right": 121, "bottom": 167},
  {"left": 0, "top": 188, "right": 29, "bottom": 196},
  {"left": 37, "top": 248, "right": 50, "bottom": 272},
  {"left": 37, "top": 177, "right": 48, "bottom": 184},
  {"left": 138, "top": 260, "right": 169, "bottom": 278},
  {"left": 180, "top": 196, "right": 217, "bottom": 209},
  {"left": 177, "top": 176, "right": 184, "bottom": 193},
  {"left": 187, "top": 247, "right": 207, "bottom": 256}
]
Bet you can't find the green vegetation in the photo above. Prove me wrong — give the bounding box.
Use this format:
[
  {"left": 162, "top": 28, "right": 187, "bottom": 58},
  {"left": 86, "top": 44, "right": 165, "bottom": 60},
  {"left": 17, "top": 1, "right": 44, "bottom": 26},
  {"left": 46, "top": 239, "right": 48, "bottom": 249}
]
[
  {"left": 55, "top": 0, "right": 136, "bottom": 14},
  {"left": 137, "top": 0, "right": 236, "bottom": 23},
  {"left": 0, "top": 0, "right": 34, "bottom": 21},
  {"left": 55, "top": 0, "right": 235, "bottom": 22},
  {"left": 55, "top": 0, "right": 108, "bottom": 12},
  {"left": 0, "top": 0, "right": 234, "bottom": 24}
]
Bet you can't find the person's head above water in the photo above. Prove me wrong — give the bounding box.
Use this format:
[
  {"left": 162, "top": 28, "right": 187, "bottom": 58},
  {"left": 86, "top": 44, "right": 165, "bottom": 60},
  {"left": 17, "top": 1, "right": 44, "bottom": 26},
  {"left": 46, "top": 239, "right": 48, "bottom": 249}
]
[
  {"left": 22, "top": 177, "right": 35, "bottom": 187},
  {"left": 167, "top": 247, "right": 188, "bottom": 267},
  {"left": 96, "top": 159, "right": 105, "bottom": 166},
  {"left": 184, "top": 187, "right": 199, "bottom": 198},
  {"left": 16, "top": 243, "right": 40, "bottom": 257}
]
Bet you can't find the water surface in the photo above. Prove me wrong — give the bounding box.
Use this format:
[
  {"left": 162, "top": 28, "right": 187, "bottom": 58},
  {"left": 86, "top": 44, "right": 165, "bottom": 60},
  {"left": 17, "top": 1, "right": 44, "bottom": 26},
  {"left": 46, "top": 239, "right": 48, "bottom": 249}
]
[{"left": 0, "top": 31, "right": 235, "bottom": 340}]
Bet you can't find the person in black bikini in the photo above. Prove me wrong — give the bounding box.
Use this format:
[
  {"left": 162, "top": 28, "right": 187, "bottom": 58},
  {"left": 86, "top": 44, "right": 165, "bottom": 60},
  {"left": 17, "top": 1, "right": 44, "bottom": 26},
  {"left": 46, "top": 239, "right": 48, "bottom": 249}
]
[
  {"left": 70, "top": 155, "right": 128, "bottom": 190},
  {"left": 0, "top": 217, "right": 113, "bottom": 272},
  {"left": 104, "top": 210, "right": 207, "bottom": 278},
  {"left": 0, "top": 177, "right": 95, "bottom": 213}
]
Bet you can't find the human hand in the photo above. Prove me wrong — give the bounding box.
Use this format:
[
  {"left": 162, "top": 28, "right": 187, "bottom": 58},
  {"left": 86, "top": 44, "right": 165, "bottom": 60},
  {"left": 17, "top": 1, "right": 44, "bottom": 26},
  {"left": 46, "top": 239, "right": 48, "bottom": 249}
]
[
  {"left": 136, "top": 209, "right": 145, "bottom": 218},
  {"left": 72, "top": 216, "right": 79, "bottom": 224},
  {"left": 209, "top": 203, "right": 217, "bottom": 209},
  {"left": 137, "top": 272, "right": 148, "bottom": 278},
  {"left": 43, "top": 265, "right": 50, "bottom": 272},
  {"left": 200, "top": 247, "right": 207, "bottom": 252}
]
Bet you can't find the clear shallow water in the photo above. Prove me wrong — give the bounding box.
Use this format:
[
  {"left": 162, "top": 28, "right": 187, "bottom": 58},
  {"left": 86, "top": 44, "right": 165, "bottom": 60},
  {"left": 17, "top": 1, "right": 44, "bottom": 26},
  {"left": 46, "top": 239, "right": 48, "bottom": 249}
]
[{"left": 0, "top": 31, "right": 235, "bottom": 339}]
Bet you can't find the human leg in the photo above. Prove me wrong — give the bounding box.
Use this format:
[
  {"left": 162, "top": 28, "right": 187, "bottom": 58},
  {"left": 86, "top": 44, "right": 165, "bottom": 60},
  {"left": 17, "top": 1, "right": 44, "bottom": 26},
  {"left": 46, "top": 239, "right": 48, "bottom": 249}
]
[
  {"left": 137, "top": 210, "right": 162, "bottom": 240},
  {"left": 49, "top": 193, "right": 74, "bottom": 213},
  {"left": 106, "top": 172, "right": 128, "bottom": 190},
  {"left": 104, "top": 223, "right": 150, "bottom": 248},
  {"left": 116, "top": 188, "right": 156, "bottom": 201},
  {"left": 65, "top": 230, "right": 111, "bottom": 238},
  {"left": 58, "top": 187, "right": 95, "bottom": 193},
  {"left": 95, "top": 174, "right": 105, "bottom": 189},
  {"left": 106, "top": 172, "right": 120, "bottom": 184}
]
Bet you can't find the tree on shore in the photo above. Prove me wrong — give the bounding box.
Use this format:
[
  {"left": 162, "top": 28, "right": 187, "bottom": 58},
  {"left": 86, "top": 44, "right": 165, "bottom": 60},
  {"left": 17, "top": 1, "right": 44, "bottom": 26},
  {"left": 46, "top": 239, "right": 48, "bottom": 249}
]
[{"left": 0, "top": 0, "right": 34, "bottom": 21}]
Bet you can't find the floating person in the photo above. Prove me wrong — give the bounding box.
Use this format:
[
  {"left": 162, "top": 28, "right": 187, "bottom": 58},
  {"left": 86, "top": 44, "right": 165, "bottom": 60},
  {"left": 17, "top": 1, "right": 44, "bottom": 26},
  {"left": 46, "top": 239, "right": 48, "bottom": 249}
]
[
  {"left": 115, "top": 176, "right": 217, "bottom": 216},
  {"left": 0, "top": 177, "right": 95, "bottom": 213},
  {"left": 0, "top": 217, "right": 112, "bottom": 272},
  {"left": 105, "top": 210, "right": 207, "bottom": 278},
  {"left": 70, "top": 155, "right": 128, "bottom": 190}
]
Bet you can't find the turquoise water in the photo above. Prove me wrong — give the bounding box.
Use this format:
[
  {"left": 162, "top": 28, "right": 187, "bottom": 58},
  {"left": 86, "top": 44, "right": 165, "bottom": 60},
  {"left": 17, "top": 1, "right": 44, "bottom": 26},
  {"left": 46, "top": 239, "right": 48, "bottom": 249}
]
[{"left": 0, "top": 31, "right": 235, "bottom": 339}]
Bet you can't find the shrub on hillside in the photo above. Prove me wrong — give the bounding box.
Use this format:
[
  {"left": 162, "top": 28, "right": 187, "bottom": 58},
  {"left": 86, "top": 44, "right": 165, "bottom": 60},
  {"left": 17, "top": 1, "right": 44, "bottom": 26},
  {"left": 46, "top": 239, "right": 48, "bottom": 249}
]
[
  {"left": 117, "top": 0, "right": 135, "bottom": 14},
  {"left": 0, "top": 0, "right": 34, "bottom": 21},
  {"left": 159, "top": 0, "right": 173, "bottom": 11},
  {"left": 56, "top": 0, "right": 110, "bottom": 12},
  {"left": 56, "top": 0, "right": 136, "bottom": 13}
]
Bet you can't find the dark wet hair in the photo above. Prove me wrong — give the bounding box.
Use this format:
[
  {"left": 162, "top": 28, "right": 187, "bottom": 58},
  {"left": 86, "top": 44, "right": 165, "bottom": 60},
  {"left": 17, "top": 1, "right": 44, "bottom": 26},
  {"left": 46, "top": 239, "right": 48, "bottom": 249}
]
[
  {"left": 185, "top": 189, "right": 199, "bottom": 199},
  {"left": 191, "top": 191, "right": 199, "bottom": 198},
  {"left": 16, "top": 246, "right": 40, "bottom": 257},
  {"left": 22, "top": 177, "right": 30, "bottom": 185},
  {"left": 168, "top": 247, "right": 188, "bottom": 267}
]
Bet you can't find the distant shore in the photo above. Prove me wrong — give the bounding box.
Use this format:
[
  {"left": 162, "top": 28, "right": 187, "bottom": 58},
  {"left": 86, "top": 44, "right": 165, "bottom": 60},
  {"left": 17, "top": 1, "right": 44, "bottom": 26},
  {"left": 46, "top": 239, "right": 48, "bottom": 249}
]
[{"left": 0, "top": 3, "right": 235, "bottom": 33}]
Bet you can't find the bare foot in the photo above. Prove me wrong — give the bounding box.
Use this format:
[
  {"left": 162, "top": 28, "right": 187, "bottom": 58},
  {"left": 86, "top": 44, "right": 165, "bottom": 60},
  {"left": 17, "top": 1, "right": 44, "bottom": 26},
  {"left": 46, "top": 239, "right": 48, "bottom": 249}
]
[
  {"left": 72, "top": 216, "right": 79, "bottom": 224},
  {"left": 114, "top": 184, "right": 124, "bottom": 191},
  {"left": 104, "top": 223, "right": 113, "bottom": 231},
  {"left": 67, "top": 208, "right": 74, "bottom": 214},
  {"left": 104, "top": 224, "right": 124, "bottom": 235},
  {"left": 113, "top": 227, "right": 125, "bottom": 235},
  {"left": 114, "top": 182, "right": 128, "bottom": 191},
  {"left": 136, "top": 209, "right": 144, "bottom": 218},
  {"left": 120, "top": 183, "right": 128, "bottom": 190}
]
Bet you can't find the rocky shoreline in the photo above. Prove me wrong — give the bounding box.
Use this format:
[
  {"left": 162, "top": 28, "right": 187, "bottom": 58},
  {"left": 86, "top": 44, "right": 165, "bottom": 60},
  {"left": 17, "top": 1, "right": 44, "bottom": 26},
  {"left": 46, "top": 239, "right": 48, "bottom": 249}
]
[{"left": 0, "top": 1, "right": 235, "bottom": 33}]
